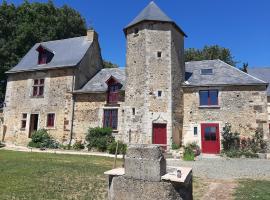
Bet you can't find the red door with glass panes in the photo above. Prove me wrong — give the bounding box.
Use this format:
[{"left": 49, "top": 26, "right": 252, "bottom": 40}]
[
  {"left": 153, "top": 123, "right": 167, "bottom": 150},
  {"left": 201, "top": 123, "right": 220, "bottom": 154}
]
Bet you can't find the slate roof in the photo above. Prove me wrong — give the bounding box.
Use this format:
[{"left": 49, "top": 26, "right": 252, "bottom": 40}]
[
  {"left": 184, "top": 60, "right": 267, "bottom": 87},
  {"left": 7, "top": 36, "right": 92, "bottom": 73},
  {"left": 124, "top": 1, "right": 187, "bottom": 37},
  {"left": 75, "top": 60, "right": 267, "bottom": 94},
  {"left": 248, "top": 67, "right": 270, "bottom": 96},
  {"left": 74, "top": 68, "right": 125, "bottom": 93}
]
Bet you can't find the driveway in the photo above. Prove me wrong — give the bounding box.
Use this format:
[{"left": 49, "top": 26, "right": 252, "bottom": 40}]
[{"left": 167, "top": 157, "right": 270, "bottom": 180}]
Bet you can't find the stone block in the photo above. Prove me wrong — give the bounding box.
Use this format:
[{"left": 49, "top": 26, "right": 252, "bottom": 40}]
[
  {"left": 109, "top": 176, "right": 182, "bottom": 200},
  {"left": 125, "top": 157, "right": 166, "bottom": 182},
  {"left": 124, "top": 145, "right": 166, "bottom": 181},
  {"left": 126, "top": 144, "right": 164, "bottom": 160}
]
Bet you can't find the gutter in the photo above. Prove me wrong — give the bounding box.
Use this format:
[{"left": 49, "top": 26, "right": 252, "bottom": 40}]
[
  {"left": 68, "top": 69, "right": 76, "bottom": 149},
  {"left": 182, "top": 83, "right": 269, "bottom": 88}
]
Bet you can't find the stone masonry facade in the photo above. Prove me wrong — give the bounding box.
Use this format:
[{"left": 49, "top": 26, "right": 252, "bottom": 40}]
[
  {"left": 123, "top": 22, "right": 184, "bottom": 146},
  {"left": 183, "top": 85, "right": 269, "bottom": 148}
]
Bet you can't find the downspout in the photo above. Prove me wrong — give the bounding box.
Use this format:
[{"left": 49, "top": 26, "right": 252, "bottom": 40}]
[{"left": 68, "top": 69, "right": 76, "bottom": 149}]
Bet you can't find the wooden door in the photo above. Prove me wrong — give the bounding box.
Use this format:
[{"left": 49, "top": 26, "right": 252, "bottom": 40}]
[
  {"left": 201, "top": 123, "right": 220, "bottom": 154},
  {"left": 29, "top": 114, "right": 39, "bottom": 138},
  {"left": 153, "top": 123, "right": 167, "bottom": 150}
]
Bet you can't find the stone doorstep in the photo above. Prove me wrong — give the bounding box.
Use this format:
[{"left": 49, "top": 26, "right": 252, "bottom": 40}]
[{"left": 104, "top": 167, "right": 192, "bottom": 184}]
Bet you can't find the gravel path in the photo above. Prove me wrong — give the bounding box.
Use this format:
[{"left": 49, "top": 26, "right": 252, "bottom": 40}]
[{"left": 167, "top": 157, "right": 270, "bottom": 180}]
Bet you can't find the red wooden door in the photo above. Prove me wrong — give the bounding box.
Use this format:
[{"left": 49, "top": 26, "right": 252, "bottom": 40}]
[
  {"left": 153, "top": 124, "right": 167, "bottom": 149},
  {"left": 201, "top": 123, "right": 220, "bottom": 154}
]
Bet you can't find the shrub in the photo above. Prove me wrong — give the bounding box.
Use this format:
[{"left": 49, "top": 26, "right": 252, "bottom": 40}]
[
  {"left": 108, "top": 141, "right": 127, "bottom": 155},
  {"left": 171, "top": 142, "right": 180, "bottom": 150},
  {"left": 221, "top": 126, "right": 266, "bottom": 158},
  {"left": 85, "top": 127, "right": 114, "bottom": 152},
  {"left": 183, "top": 142, "right": 200, "bottom": 161},
  {"left": 250, "top": 128, "right": 267, "bottom": 153},
  {"left": 72, "top": 141, "right": 85, "bottom": 150},
  {"left": 221, "top": 123, "right": 240, "bottom": 151},
  {"left": 28, "top": 129, "right": 59, "bottom": 149}
]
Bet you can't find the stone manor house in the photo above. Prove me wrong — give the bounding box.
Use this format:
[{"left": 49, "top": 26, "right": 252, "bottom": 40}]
[{"left": 1, "top": 2, "right": 270, "bottom": 154}]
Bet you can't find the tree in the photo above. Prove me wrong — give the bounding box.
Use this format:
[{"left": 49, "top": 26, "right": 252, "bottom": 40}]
[
  {"left": 0, "top": 0, "right": 87, "bottom": 102},
  {"left": 103, "top": 60, "right": 119, "bottom": 68},
  {"left": 185, "top": 45, "right": 237, "bottom": 66},
  {"left": 240, "top": 62, "right": 248, "bottom": 73}
]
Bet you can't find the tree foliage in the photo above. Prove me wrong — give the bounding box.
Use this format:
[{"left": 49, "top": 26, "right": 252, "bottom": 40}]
[
  {"left": 0, "top": 0, "right": 87, "bottom": 100},
  {"left": 103, "top": 60, "right": 119, "bottom": 68},
  {"left": 184, "top": 45, "right": 237, "bottom": 66}
]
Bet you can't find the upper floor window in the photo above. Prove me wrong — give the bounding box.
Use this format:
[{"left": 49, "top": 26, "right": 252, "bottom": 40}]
[
  {"left": 201, "top": 69, "right": 213, "bottom": 75},
  {"left": 103, "top": 109, "right": 118, "bottom": 130},
  {"left": 32, "top": 79, "right": 44, "bottom": 97},
  {"left": 199, "top": 90, "right": 218, "bottom": 106}
]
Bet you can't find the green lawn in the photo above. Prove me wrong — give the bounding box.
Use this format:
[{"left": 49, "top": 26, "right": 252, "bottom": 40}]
[
  {"left": 0, "top": 150, "right": 122, "bottom": 200},
  {"left": 1, "top": 150, "right": 270, "bottom": 200},
  {"left": 234, "top": 179, "right": 270, "bottom": 200}
]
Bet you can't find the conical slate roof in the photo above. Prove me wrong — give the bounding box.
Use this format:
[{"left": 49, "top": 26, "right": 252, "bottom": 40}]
[{"left": 124, "top": 1, "right": 187, "bottom": 36}]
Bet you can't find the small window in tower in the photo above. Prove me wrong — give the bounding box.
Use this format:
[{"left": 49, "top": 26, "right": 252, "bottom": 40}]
[
  {"left": 132, "top": 108, "right": 135, "bottom": 115},
  {"left": 157, "top": 51, "right": 162, "bottom": 58},
  {"left": 158, "top": 91, "right": 162, "bottom": 97}
]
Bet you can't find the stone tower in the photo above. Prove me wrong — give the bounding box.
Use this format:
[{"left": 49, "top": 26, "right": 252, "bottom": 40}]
[{"left": 123, "top": 2, "right": 186, "bottom": 148}]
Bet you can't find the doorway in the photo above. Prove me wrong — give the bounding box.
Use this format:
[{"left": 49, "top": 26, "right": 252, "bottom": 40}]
[
  {"left": 153, "top": 123, "right": 167, "bottom": 150},
  {"left": 201, "top": 123, "right": 220, "bottom": 154},
  {"left": 29, "top": 114, "right": 39, "bottom": 138}
]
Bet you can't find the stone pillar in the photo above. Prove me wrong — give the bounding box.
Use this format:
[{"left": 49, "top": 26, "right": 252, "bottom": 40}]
[{"left": 105, "top": 145, "right": 193, "bottom": 200}]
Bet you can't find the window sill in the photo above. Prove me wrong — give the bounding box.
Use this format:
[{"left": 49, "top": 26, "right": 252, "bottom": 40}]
[
  {"left": 31, "top": 96, "right": 44, "bottom": 98},
  {"left": 46, "top": 127, "right": 56, "bottom": 130},
  {"left": 105, "top": 103, "right": 120, "bottom": 107},
  {"left": 199, "top": 105, "right": 220, "bottom": 109}
]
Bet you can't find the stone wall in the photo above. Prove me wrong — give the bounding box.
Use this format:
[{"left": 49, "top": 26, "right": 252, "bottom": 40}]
[
  {"left": 123, "top": 22, "right": 185, "bottom": 147},
  {"left": 72, "top": 93, "right": 125, "bottom": 141},
  {"left": 171, "top": 26, "right": 185, "bottom": 145},
  {"left": 74, "top": 34, "right": 103, "bottom": 90},
  {"left": 182, "top": 85, "right": 269, "bottom": 148},
  {"left": 3, "top": 69, "right": 74, "bottom": 145}
]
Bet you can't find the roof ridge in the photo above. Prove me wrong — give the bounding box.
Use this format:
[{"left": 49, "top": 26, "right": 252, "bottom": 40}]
[{"left": 38, "top": 36, "right": 86, "bottom": 45}]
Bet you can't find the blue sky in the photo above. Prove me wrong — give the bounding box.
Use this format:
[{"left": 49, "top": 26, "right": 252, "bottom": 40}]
[{"left": 4, "top": 0, "right": 270, "bottom": 68}]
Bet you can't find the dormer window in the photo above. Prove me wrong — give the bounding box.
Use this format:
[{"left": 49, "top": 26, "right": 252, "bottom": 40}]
[
  {"left": 39, "top": 51, "right": 47, "bottom": 64},
  {"left": 106, "top": 76, "right": 121, "bottom": 105},
  {"left": 201, "top": 69, "right": 213, "bottom": 75},
  {"left": 36, "top": 45, "right": 54, "bottom": 65}
]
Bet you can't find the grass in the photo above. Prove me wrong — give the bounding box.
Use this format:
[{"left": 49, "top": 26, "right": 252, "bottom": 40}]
[
  {"left": 0, "top": 150, "right": 122, "bottom": 200},
  {"left": 234, "top": 179, "right": 270, "bottom": 200}
]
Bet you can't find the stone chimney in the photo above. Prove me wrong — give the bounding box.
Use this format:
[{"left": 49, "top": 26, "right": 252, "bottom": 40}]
[{"left": 86, "top": 29, "right": 98, "bottom": 42}]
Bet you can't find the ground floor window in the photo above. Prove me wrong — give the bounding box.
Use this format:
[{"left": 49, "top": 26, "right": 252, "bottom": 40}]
[
  {"left": 21, "top": 113, "right": 27, "bottom": 130},
  {"left": 47, "top": 113, "right": 55, "bottom": 128},
  {"left": 103, "top": 109, "right": 118, "bottom": 130}
]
